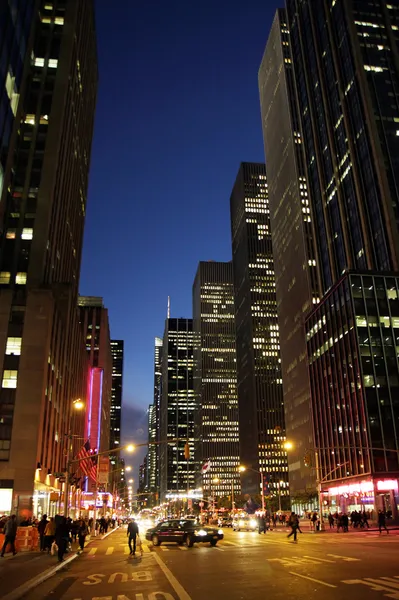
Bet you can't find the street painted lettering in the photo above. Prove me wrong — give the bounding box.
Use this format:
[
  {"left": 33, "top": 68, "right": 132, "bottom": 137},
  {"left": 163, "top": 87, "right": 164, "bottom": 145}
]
[
  {"left": 148, "top": 594, "right": 175, "bottom": 600},
  {"left": 83, "top": 572, "right": 153, "bottom": 585},
  {"left": 84, "top": 575, "right": 106, "bottom": 586}
]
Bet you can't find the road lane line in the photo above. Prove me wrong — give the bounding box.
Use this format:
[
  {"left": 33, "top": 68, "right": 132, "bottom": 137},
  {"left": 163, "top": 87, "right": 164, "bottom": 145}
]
[
  {"left": 303, "top": 555, "right": 335, "bottom": 563},
  {"left": 153, "top": 551, "right": 192, "bottom": 600},
  {"left": 178, "top": 546, "right": 188, "bottom": 550},
  {"left": 88, "top": 548, "right": 97, "bottom": 555},
  {"left": 289, "top": 572, "right": 337, "bottom": 588},
  {"left": 105, "top": 547, "right": 114, "bottom": 555}
]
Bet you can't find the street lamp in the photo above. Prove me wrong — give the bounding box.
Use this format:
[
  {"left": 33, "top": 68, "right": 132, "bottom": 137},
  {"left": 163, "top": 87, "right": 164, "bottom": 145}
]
[
  {"left": 277, "top": 480, "right": 284, "bottom": 512},
  {"left": 64, "top": 399, "right": 86, "bottom": 517}
]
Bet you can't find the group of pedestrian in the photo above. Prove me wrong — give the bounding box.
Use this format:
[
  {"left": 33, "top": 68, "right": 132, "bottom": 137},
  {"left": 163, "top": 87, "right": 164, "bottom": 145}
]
[{"left": 36, "top": 515, "right": 90, "bottom": 562}]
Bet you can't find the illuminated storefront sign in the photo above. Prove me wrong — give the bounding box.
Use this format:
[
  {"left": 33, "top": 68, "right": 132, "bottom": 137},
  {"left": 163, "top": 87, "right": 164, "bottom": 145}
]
[
  {"left": 376, "top": 479, "right": 398, "bottom": 492},
  {"left": 326, "top": 481, "right": 374, "bottom": 496},
  {"left": 325, "top": 479, "right": 398, "bottom": 497},
  {"left": 0, "top": 488, "right": 12, "bottom": 513}
]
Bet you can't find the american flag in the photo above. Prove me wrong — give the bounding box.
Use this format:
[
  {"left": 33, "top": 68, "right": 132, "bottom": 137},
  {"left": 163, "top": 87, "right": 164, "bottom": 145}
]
[{"left": 77, "top": 440, "right": 97, "bottom": 481}]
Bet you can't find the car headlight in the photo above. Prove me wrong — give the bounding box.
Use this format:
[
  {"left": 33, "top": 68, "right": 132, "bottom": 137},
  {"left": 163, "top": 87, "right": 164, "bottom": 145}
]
[
  {"left": 218, "top": 529, "right": 223, "bottom": 535},
  {"left": 249, "top": 520, "right": 257, "bottom": 528},
  {"left": 239, "top": 520, "right": 245, "bottom": 527},
  {"left": 196, "top": 529, "right": 208, "bottom": 536}
]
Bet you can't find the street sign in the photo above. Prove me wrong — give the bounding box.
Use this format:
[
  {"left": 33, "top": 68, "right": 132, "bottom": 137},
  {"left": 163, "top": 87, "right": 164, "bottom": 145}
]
[{"left": 58, "top": 476, "right": 66, "bottom": 483}]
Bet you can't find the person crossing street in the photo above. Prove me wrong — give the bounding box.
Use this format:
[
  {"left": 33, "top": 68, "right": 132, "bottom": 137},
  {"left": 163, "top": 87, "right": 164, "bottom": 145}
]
[{"left": 127, "top": 518, "right": 139, "bottom": 556}]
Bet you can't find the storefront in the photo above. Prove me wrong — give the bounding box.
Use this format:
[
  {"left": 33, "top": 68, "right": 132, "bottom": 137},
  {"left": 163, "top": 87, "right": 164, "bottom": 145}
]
[{"left": 321, "top": 477, "right": 399, "bottom": 519}]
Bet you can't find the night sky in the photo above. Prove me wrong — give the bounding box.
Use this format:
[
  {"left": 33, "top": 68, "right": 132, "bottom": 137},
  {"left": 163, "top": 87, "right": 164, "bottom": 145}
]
[{"left": 79, "top": 0, "right": 281, "bottom": 476}]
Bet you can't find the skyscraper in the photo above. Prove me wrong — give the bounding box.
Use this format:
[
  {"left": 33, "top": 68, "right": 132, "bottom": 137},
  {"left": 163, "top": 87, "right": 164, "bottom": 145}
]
[
  {"left": 259, "top": 9, "right": 320, "bottom": 498},
  {"left": 147, "top": 337, "right": 162, "bottom": 502},
  {"left": 230, "top": 163, "right": 289, "bottom": 499},
  {"left": 0, "top": 0, "right": 97, "bottom": 518},
  {"left": 192, "top": 261, "right": 240, "bottom": 500},
  {"left": 78, "top": 297, "right": 112, "bottom": 456},
  {"left": 110, "top": 340, "right": 124, "bottom": 487},
  {"left": 159, "top": 318, "right": 198, "bottom": 501},
  {"left": 285, "top": 0, "right": 399, "bottom": 513}
]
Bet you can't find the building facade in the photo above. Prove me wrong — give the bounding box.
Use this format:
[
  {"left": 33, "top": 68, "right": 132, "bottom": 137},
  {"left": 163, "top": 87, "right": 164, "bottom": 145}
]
[
  {"left": 0, "top": 0, "right": 97, "bottom": 518},
  {"left": 147, "top": 336, "right": 162, "bottom": 502},
  {"left": 259, "top": 9, "right": 320, "bottom": 499},
  {"left": 284, "top": 0, "right": 399, "bottom": 511},
  {"left": 159, "top": 318, "right": 198, "bottom": 501},
  {"left": 306, "top": 272, "right": 399, "bottom": 515},
  {"left": 192, "top": 261, "right": 240, "bottom": 500},
  {"left": 230, "top": 162, "right": 289, "bottom": 499},
  {"left": 110, "top": 339, "right": 124, "bottom": 490}
]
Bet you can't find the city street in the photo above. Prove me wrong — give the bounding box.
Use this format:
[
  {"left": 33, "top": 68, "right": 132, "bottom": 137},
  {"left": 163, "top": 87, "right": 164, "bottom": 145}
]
[{"left": 19, "top": 525, "right": 399, "bottom": 600}]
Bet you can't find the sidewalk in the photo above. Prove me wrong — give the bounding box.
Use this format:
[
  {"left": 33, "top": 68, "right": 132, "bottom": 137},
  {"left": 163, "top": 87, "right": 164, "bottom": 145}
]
[{"left": 0, "top": 527, "right": 119, "bottom": 600}]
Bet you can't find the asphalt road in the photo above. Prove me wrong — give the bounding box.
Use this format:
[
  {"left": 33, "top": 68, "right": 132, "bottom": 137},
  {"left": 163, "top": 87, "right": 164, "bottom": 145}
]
[{"left": 21, "top": 525, "right": 399, "bottom": 600}]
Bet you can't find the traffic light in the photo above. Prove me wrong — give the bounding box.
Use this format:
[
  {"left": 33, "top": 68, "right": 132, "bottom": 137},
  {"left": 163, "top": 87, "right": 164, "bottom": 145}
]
[
  {"left": 304, "top": 450, "right": 312, "bottom": 467},
  {"left": 184, "top": 442, "right": 190, "bottom": 460}
]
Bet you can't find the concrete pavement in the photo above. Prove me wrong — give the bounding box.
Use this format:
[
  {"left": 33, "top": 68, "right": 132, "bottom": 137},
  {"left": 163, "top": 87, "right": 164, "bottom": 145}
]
[{"left": 16, "top": 525, "right": 399, "bottom": 600}]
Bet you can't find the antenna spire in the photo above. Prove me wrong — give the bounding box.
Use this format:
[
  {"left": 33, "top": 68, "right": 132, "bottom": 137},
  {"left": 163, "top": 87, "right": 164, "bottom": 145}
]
[{"left": 167, "top": 296, "right": 170, "bottom": 319}]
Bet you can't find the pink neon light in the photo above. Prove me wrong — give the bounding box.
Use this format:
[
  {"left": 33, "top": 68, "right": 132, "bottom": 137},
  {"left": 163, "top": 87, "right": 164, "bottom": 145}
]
[
  {"left": 327, "top": 480, "right": 374, "bottom": 496},
  {"left": 376, "top": 479, "right": 398, "bottom": 491}
]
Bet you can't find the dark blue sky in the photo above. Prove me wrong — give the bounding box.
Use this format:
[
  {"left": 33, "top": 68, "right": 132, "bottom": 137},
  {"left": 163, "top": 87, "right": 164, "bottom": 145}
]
[{"left": 80, "top": 0, "right": 281, "bottom": 474}]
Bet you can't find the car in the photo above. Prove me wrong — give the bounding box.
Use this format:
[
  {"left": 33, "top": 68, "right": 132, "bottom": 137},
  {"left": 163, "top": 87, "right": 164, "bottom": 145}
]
[
  {"left": 218, "top": 516, "right": 232, "bottom": 528},
  {"left": 232, "top": 516, "right": 258, "bottom": 532},
  {"left": 145, "top": 519, "right": 224, "bottom": 547}
]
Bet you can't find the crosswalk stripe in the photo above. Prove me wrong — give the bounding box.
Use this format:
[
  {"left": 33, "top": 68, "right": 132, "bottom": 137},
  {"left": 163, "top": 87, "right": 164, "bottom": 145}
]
[
  {"left": 159, "top": 546, "right": 170, "bottom": 551},
  {"left": 105, "top": 547, "right": 114, "bottom": 555},
  {"left": 88, "top": 548, "right": 97, "bottom": 555},
  {"left": 124, "top": 546, "right": 130, "bottom": 554},
  {"left": 178, "top": 546, "right": 188, "bottom": 550},
  {"left": 142, "top": 544, "right": 150, "bottom": 553}
]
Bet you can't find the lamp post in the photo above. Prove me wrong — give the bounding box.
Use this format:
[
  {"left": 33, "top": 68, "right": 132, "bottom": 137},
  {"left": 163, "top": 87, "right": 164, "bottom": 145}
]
[{"left": 277, "top": 480, "right": 284, "bottom": 512}]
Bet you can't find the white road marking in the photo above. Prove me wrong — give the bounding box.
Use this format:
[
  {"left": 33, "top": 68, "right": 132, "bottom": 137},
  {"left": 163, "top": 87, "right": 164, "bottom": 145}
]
[
  {"left": 159, "top": 546, "right": 170, "bottom": 551},
  {"left": 303, "top": 555, "right": 335, "bottom": 563},
  {"left": 289, "top": 572, "right": 337, "bottom": 588},
  {"left": 88, "top": 548, "right": 97, "bottom": 555},
  {"left": 105, "top": 547, "right": 113, "bottom": 555},
  {"left": 327, "top": 553, "right": 361, "bottom": 562},
  {"left": 153, "top": 551, "right": 193, "bottom": 600},
  {"left": 178, "top": 546, "right": 188, "bottom": 550}
]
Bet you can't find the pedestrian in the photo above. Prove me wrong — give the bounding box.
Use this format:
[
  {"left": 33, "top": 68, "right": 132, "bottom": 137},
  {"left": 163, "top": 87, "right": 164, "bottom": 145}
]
[
  {"left": 55, "top": 515, "right": 70, "bottom": 562},
  {"left": 328, "top": 513, "right": 334, "bottom": 529},
  {"left": 127, "top": 518, "right": 139, "bottom": 555},
  {"left": 0, "top": 515, "right": 17, "bottom": 557},
  {"left": 44, "top": 517, "right": 56, "bottom": 553},
  {"left": 257, "top": 514, "right": 266, "bottom": 534},
  {"left": 77, "top": 519, "right": 88, "bottom": 552},
  {"left": 378, "top": 510, "right": 389, "bottom": 534},
  {"left": 287, "top": 512, "right": 299, "bottom": 542},
  {"left": 37, "top": 514, "right": 48, "bottom": 551}
]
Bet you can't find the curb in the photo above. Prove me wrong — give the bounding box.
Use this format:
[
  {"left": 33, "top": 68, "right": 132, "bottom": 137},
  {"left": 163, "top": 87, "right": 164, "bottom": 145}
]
[{"left": 2, "top": 526, "right": 119, "bottom": 600}]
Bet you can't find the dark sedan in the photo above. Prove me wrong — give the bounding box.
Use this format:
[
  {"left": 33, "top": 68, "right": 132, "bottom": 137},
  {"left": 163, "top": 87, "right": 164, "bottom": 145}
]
[{"left": 145, "top": 519, "right": 224, "bottom": 547}]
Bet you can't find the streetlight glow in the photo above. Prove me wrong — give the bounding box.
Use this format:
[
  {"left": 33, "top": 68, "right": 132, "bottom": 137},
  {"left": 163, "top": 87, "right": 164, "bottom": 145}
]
[
  {"left": 125, "top": 466, "right": 132, "bottom": 472},
  {"left": 73, "top": 399, "right": 84, "bottom": 410},
  {"left": 284, "top": 442, "right": 293, "bottom": 450},
  {"left": 126, "top": 444, "right": 135, "bottom": 453},
  {"left": 238, "top": 465, "right": 246, "bottom": 472}
]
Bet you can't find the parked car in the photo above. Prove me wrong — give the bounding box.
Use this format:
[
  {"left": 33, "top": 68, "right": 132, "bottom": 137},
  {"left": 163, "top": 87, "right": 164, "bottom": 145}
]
[
  {"left": 146, "top": 519, "right": 224, "bottom": 547},
  {"left": 232, "top": 516, "right": 258, "bottom": 532}
]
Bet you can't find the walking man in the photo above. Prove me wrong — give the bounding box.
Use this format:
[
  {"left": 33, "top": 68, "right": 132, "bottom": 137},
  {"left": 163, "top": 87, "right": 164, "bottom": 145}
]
[
  {"left": 38, "top": 514, "right": 48, "bottom": 551},
  {"left": 378, "top": 510, "right": 389, "bottom": 534},
  {"left": 127, "top": 518, "right": 139, "bottom": 555},
  {"left": 287, "top": 512, "right": 299, "bottom": 542},
  {"left": 1, "top": 515, "right": 17, "bottom": 557}
]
